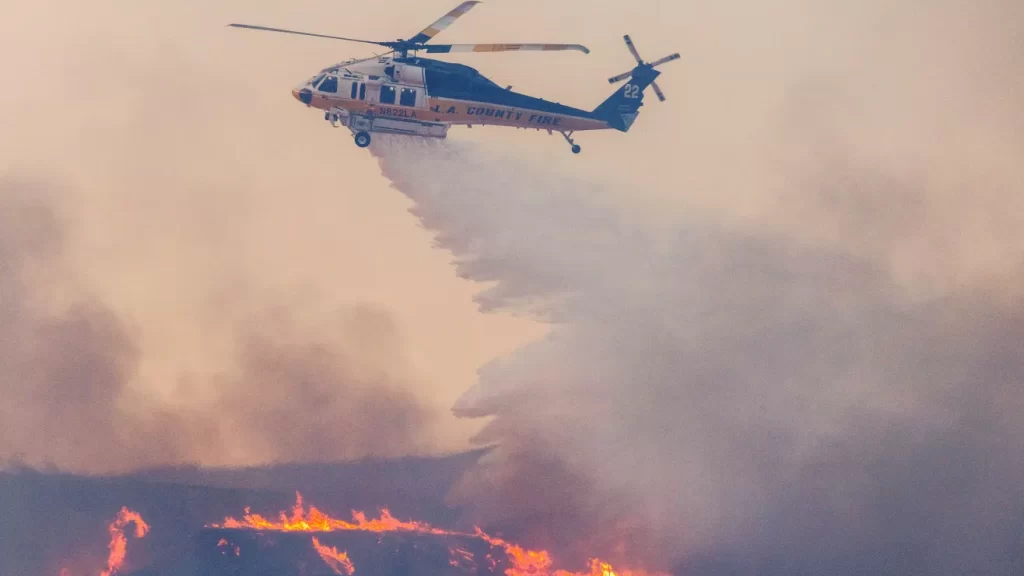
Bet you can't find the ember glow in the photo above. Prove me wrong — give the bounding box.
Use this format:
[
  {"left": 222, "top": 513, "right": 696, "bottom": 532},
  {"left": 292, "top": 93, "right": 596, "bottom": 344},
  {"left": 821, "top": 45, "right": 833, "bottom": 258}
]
[
  {"left": 209, "top": 492, "right": 668, "bottom": 576},
  {"left": 450, "top": 546, "right": 477, "bottom": 570},
  {"left": 313, "top": 536, "right": 356, "bottom": 575},
  {"left": 217, "top": 537, "right": 240, "bottom": 557}
]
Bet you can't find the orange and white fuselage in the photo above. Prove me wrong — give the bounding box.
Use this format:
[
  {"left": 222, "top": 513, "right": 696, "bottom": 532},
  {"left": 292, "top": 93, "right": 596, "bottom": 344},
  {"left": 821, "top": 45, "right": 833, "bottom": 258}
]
[{"left": 289, "top": 54, "right": 641, "bottom": 150}]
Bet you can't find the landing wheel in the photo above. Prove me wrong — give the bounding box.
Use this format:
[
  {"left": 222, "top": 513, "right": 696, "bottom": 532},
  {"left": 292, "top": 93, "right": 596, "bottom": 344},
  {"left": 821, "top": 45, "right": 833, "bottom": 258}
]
[
  {"left": 354, "top": 131, "right": 371, "bottom": 148},
  {"left": 561, "top": 131, "right": 581, "bottom": 154}
]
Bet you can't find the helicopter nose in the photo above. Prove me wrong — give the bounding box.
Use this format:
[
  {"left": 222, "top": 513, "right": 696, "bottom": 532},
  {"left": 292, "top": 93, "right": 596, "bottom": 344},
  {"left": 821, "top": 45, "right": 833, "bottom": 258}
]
[{"left": 293, "top": 88, "right": 313, "bottom": 105}]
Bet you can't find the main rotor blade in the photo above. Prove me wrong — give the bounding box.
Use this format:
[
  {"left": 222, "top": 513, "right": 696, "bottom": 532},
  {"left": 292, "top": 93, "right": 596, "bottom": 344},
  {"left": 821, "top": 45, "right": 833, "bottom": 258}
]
[
  {"left": 651, "top": 81, "right": 666, "bottom": 101},
  {"left": 650, "top": 53, "right": 681, "bottom": 67},
  {"left": 227, "top": 24, "right": 386, "bottom": 47},
  {"left": 608, "top": 70, "right": 633, "bottom": 83},
  {"left": 423, "top": 43, "right": 590, "bottom": 54},
  {"left": 407, "top": 0, "right": 481, "bottom": 44},
  {"left": 623, "top": 34, "right": 643, "bottom": 64}
]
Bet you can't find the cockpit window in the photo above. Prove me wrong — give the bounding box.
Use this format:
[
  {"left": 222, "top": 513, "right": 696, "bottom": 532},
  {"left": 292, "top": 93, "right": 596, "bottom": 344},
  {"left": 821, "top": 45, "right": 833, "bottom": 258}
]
[
  {"left": 319, "top": 76, "right": 338, "bottom": 93},
  {"left": 311, "top": 74, "right": 326, "bottom": 88}
]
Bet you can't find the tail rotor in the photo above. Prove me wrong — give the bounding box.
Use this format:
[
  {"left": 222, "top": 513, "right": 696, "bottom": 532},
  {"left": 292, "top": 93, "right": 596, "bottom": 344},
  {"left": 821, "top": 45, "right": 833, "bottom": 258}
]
[{"left": 607, "top": 35, "right": 679, "bottom": 101}]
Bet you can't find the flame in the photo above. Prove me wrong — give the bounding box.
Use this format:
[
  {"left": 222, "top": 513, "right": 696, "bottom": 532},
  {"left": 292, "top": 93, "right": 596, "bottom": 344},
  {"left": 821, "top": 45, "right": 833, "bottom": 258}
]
[
  {"left": 210, "top": 491, "right": 453, "bottom": 535},
  {"left": 210, "top": 492, "right": 668, "bottom": 576},
  {"left": 98, "top": 507, "right": 149, "bottom": 576},
  {"left": 312, "top": 536, "right": 356, "bottom": 575},
  {"left": 559, "top": 558, "right": 665, "bottom": 576},
  {"left": 477, "top": 531, "right": 556, "bottom": 575}
]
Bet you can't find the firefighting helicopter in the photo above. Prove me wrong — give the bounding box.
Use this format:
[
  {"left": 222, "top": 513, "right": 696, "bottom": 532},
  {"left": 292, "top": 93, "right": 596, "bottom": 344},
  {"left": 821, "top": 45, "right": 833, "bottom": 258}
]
[{"left": 228, "top": 1, "right": 679, "bottom": 153}]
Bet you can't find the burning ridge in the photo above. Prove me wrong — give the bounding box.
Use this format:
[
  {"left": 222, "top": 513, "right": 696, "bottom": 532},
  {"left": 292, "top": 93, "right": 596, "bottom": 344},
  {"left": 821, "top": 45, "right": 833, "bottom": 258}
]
[{"left": 206, "top": 491, "right": 668, "bottom": 576}]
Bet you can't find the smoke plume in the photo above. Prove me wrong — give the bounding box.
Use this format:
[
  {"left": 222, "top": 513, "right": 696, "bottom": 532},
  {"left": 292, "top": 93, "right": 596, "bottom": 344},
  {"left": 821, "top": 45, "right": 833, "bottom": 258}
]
[{"left": 0, "top": 177, "right": 432, "bottom": 474}]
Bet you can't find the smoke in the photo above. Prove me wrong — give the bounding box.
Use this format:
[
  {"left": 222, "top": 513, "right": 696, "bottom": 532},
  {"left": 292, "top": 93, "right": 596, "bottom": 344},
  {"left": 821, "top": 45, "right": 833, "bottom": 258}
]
[
  {"left": 0, "top": 178, "right": 146, "bottom": 472},
  {"left": 366, "top": 109, "right": 1024, "bottom": 575},
  {"left": 0, "top": 177, "right": 432, "bottom": 474},
  {"left": 1, "top": 0, "right": 463, "bottom": 474},
  {"left": 211, "top": 306, "right": 433, "bottom": 464}
]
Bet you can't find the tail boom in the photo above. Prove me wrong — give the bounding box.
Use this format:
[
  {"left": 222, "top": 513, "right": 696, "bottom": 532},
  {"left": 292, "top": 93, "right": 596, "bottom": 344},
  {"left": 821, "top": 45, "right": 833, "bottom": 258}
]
[{"left": 592, "top": 66, "right": 661, "bottom": 132}]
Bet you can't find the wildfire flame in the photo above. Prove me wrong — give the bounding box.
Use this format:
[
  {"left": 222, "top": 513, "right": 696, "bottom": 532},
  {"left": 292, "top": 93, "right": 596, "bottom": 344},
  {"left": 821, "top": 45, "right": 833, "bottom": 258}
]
[
  {"left": 87, "top": 507, "right": 149, "bottom": 576},
  {"left": 209, "top": 492, "right": 668, "bottom": 576},
  {"left": 312, "top": 536, "right": 356, "bottom": 575},
  {"left": 477, "top": 532, "right": 557, "bottom": 575},
  {"left": 211, "top": 491, "right": 452, "bottom": 535}
]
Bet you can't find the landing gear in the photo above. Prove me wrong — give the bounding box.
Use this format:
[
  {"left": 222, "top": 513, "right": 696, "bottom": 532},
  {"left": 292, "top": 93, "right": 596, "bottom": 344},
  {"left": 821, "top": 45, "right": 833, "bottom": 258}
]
[
  {"left": 354, "top": 131, "right": 371, "bottom": 148},
  {"left": 561, "top": 131, "right": 581, "bottom": 154}
]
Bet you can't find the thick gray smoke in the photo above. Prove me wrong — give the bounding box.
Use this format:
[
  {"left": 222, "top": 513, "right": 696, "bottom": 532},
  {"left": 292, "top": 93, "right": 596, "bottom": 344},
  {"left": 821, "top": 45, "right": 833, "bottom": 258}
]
[
  {"left": 0, "top": 177, "right": 431, "bottom": 474},
  {"left": 367, "top": 131, "right": 1024, "bottom": 574}
]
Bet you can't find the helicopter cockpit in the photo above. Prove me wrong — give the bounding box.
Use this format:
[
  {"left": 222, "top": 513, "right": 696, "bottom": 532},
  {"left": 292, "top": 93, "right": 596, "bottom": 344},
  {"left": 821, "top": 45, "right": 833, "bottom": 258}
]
[
  {"left": 309, "top": 74, "right": 339, "bottom": 94},
  {"left": 292, "top": 72, "right": 338, "bottom": 104}
]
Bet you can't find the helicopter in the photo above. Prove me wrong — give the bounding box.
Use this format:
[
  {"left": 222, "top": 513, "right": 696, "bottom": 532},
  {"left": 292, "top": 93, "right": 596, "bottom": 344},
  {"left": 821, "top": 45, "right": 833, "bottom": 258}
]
[{"left": 229, "top": 1, "right": 679, "bottom": 153}]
